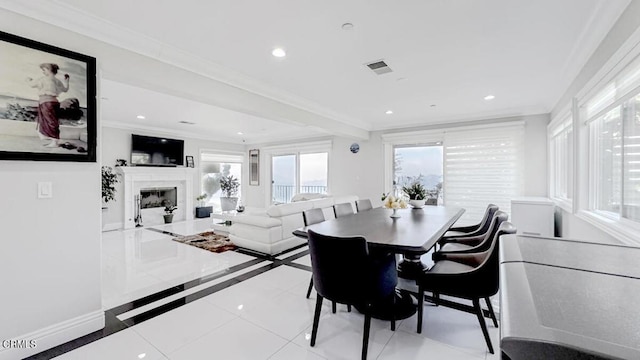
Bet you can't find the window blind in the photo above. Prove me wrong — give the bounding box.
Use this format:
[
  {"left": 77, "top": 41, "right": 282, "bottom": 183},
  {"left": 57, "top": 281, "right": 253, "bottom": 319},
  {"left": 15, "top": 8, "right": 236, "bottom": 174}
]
[{"left": 444, "top": 124, "right": 524, "bottom": 224}]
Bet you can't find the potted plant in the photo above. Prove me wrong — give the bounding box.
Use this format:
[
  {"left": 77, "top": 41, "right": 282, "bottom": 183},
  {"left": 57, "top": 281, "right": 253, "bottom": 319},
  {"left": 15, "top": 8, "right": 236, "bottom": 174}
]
[
  {"left": 195, "top": 193, "right": 213, "bottom": 218},
  {"left": 220, "top": 175, "right": 240, "bottom": 211},
  {"left": 162, "top": 200, "right": 177, "bottom": 223},
  {"left": 402, "top": 181, "right": 427, "bottom": 208},
  {"left": 101, "top": 166, "right": 119, "bottom": 206}
]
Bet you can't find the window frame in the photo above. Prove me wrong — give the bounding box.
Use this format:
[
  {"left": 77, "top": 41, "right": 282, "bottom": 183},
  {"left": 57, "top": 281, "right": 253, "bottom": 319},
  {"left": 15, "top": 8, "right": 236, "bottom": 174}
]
[{"left": 548, "top": 108, "right": 575, "bottom": 212}]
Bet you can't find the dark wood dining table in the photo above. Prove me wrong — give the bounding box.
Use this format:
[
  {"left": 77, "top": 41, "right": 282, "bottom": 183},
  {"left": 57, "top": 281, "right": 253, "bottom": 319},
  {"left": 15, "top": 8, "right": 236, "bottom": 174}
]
[
  {"left": 293, "top": 205, "right": 465, "bottom": 278},
  {"left": 292, "top": 205, "right": 465, "bottom": 320}
]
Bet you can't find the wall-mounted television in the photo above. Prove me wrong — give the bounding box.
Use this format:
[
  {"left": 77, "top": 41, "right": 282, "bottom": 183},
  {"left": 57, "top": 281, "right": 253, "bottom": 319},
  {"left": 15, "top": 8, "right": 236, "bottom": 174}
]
[{"left": 131, "top": 134, "right": 184, "bottom": 166}]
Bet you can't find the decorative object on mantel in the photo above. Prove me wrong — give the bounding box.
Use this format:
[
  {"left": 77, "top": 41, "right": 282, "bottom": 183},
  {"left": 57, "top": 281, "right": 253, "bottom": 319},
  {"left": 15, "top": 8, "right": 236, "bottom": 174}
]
[
  {"left": 172, "top": 231, "right": 236, "bottom": 253},
  {"left": 101, "top": 166, "right": 119, "bottom": 204},
  {"left": 220, "top": 175, "right": 240, "bottom": 211},
  {"left": 115, "top": 158, "right": 127, "bottom": 167},
  {"left": 381, "top": 193, "right": 407, "bottom": 218},
  {"left": 236, "top": 199, "right": 245, "bottom": 213},
  {"left": 185, "top": 155, "right": 194, "bottom": 168},
  {"left": 195, "top": 193, "right": 212, "bottom": 218},
  {"left": 402, "top": 181, "right": 427, "bottom": 209},
  {"left": 162, "top": 200, "right": 177, "bottom": 223},
  {"left": 249, "top": 149, "right": 259, "bottom": 186}
]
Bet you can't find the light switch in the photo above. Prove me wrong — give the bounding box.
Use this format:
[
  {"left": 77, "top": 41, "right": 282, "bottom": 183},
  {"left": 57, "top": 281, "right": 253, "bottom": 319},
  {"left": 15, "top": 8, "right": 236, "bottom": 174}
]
[{"left": 38, "top": 182, "right": 53, "bottom": 198}]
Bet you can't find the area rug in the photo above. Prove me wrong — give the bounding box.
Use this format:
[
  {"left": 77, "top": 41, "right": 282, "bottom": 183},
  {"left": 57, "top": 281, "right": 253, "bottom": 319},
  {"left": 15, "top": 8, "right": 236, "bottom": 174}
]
[{"left": 172, "top": 231, "right": 237, "bottom": 253}]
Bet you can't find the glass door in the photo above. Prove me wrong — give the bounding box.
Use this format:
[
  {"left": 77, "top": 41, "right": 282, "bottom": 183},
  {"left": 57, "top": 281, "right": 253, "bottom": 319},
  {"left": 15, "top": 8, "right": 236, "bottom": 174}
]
[{"left": 272, "top": 154, "right": 297, "bottom": 203}]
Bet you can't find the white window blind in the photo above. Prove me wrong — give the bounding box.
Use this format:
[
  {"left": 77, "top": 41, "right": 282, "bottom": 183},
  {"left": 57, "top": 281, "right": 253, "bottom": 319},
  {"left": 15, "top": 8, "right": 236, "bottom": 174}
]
[
  {"left": 444, "top": 124, "right": 524, "bottom": 224},
  {"left": 586, "top": 54, "right": 640, "bottom": 121}
]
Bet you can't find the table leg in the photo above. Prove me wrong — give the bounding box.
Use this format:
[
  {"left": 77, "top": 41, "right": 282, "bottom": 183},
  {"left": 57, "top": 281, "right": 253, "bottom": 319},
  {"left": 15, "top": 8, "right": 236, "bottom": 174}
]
[{"left": 397, "top": 253, "right": 428, "bottom": 280}]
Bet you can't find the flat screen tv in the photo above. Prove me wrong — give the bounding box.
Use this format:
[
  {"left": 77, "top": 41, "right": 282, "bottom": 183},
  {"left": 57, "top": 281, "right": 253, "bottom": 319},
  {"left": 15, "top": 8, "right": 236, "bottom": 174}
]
[{"left": 131, "top": 134, "right": 184, "bottom": 166}]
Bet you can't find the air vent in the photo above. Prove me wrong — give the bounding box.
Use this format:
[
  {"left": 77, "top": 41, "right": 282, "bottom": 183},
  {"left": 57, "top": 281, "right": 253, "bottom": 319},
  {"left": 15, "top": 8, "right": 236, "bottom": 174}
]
[
  {"left": 365, "top": 60, "right": 393, "bottom": 75},
  {"left": 179, "top": 121, "right": 196, "bottom": 125}
]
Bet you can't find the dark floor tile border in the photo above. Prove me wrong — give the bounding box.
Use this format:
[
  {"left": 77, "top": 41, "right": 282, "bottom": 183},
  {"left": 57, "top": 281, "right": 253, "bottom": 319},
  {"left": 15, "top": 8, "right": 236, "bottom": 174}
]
[
  {"left": 27, "top": 233, "right": 311, "bottom": 359},
  {"left": 109, "top": 257, "right": 266, "bottom": 315}
]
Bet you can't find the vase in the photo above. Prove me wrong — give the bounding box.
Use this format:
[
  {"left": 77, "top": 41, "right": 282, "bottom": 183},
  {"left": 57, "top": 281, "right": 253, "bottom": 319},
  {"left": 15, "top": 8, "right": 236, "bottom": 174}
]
[
  {"left": 390, "top": 208, "right": 401, "bottom": 218},
  {"left": 409, "top": 199, "right": 425, "bottom": 209},
  {"left": 163, "top": 214, "right": 174, "bottom": 223}
]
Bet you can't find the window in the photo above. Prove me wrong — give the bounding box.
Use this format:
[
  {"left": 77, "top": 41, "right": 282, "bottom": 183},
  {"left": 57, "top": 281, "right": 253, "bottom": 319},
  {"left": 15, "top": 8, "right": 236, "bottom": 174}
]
[
  {"left": 271, "top": 152, "right": 328, "bottom": 203},
  {"left": 443, "top": 124, "right": 524, "bottom": 223},
  {"left": 584, "top": 53, "right": 640, "bottom": 229},
  {"left": 199, "top": 152, "right": 243, "bottom": 211},
  {"left": 393, "top": 145, "right": 443, "bottom": 201},
  {"left": 549, "top": 111, "right": 574, "bottom": 209}
]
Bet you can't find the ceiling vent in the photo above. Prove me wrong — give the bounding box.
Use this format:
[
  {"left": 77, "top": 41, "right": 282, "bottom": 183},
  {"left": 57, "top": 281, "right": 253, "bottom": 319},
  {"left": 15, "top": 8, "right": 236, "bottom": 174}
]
[
  {"left": 365, "top": 60, "right": 393, "bottom": 75},
  {"left": 179, "top": 120, "right": 196, "bottom": 125}
]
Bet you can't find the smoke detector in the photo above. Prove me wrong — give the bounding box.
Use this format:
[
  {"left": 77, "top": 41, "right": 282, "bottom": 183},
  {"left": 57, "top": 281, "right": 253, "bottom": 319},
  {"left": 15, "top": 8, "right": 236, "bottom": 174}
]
[{"left": 365, "top": 60, "right": 393, "bottom": 75}]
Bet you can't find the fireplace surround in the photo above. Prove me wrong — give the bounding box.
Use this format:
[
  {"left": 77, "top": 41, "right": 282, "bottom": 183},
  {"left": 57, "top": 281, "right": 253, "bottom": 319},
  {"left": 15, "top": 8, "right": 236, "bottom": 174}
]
[{"left": 118, "top": 167, "right": 195, "bottom": 228}]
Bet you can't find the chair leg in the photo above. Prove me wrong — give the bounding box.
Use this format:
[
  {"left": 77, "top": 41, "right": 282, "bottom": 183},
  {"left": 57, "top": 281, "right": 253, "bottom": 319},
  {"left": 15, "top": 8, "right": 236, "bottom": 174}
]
[
  {"left": 485, "top": 297, "right": 498, "bottom": 328},
  {"left": 347, "top": 304, "right": 352, "bottom": 312},
  {"left": 306, "top": 277, "right": 314, "bottom": 299},
  {"left": 473, "top": 298, "right": 494, "bottom": 354},
  {"left": 433, "top": 292, "right": 440, "bottom": 306},
  {"left": 390, "top": 294, "right": 396, "bottom": 331},
  {"left": 417, "top": 285, "right": 424, "bottom": 334},
  {"left": 310, "top": 295, "right": 324, "bottom": 347},
  {"left": 362, "top": 313, "right": 372, "bottom": 360},
  {"left": 332, "top": 301, "right": 337, "bottom": 313}
]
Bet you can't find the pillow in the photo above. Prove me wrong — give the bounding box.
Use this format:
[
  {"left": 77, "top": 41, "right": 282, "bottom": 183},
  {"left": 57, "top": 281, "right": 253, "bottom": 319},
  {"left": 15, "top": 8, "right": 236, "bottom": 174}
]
[{"left": 291, "top": 193, "right": 329, "bottom": 202}]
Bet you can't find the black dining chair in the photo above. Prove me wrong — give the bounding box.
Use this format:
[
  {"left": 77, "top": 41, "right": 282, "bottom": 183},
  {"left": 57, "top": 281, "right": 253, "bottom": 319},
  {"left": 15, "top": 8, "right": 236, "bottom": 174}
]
[
  {"left": 334, "top": 202, "right": 355, "bottom": 218},
  {"left": 436, "top": 211, "right": 508, "bottom": 255},
  {"left": 308, "top": 229, "right": 397, "bottom": 360},
  {"left": 416, "top": 222, "right": 516, "bottom": 354},
  {"left": 302, "top": 208, "right": 325, "bottom": 299},
  {"left": 442, "top": 204, "right": 499, "bottom": 238},
  {"left": 356, "top": 199, "right": 373, "bottom": 212}
]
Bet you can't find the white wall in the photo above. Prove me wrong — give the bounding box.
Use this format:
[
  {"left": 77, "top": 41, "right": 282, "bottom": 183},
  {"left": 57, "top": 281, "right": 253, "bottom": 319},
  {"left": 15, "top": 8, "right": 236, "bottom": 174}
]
[
  {"left": 550, "top": 0, "right": 640, "bottom": 244},
  {"left": 0, "top": 9, "right": 103, "bottom": 359},
  {"left": 101, "top": 126, "right": 244, "bottom": 229}
]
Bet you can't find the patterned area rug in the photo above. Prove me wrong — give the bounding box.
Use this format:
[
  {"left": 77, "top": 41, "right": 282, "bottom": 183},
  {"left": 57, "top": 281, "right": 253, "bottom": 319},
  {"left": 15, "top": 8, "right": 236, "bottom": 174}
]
[{"left": 172, "top": 231, "right": 237, "bottom": 253}]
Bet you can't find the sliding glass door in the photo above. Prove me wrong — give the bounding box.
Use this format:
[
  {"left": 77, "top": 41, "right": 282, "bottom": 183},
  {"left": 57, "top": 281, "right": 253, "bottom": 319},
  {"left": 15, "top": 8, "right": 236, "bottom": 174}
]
[
  {"left": 272, "top": 154, "right": 297, "bottom": 204},
  {"left": 272, "top": 152, "right": 328, "bottom": 203}
]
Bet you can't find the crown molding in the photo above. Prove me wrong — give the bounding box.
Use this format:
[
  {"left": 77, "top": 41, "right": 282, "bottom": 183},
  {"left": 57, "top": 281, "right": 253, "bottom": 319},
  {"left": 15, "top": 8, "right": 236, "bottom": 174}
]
[{"left": 0, "top": 0, "right": 371, "bottom": 132}]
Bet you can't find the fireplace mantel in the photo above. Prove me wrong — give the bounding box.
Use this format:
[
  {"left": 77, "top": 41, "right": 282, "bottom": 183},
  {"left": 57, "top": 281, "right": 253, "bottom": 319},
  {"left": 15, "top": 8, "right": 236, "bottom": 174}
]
[{"left": 118, "top": 167, "right": 196, "bottom": 228}]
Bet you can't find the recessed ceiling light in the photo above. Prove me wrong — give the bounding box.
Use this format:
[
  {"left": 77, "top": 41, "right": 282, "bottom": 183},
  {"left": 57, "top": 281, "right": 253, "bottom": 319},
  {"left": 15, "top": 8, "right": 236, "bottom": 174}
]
[
  {"left": 136, "top": 115, "right": 145, "bottom": 119},
  {"left": 272, "top": 48, "right": 286, "bottom": 58},
  {"left": 385, "top": 110, "right": 393, "bottom": 115},
  {"left": 396, "top": 77, "right": 407, "bottom": 82},
  {"left": 484, "top": 95, "right": 495, "bottom": 101},
  {"left": 237, "top": 132, "right": 244, "bottom": 135},
  {"left": 341, "top": 22, "right": 354, "bottom": 30}
]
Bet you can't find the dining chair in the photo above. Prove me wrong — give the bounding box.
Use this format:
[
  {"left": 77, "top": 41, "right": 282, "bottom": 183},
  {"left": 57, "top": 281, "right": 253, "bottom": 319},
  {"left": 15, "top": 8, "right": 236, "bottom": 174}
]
[
  {"left": 334, "top": 202, "right": 355, "bottom": 218},
  {"left": 443, "top": 204, "right": 499, "bottom": 238},
  {"left": 416, "top": 222, "right": 516, "bottom": 354},
  {"left": 302, "top": 208, "right": 324, "bottom": 298},
  {"left": 355, "top": 199, "right": 373, "bottom": 212},
  {"left": 436, "top": 211, "right": 508, "bottom": 254},
  {"left": 307, "top": 229, "right": 397, "bottom": 360}
]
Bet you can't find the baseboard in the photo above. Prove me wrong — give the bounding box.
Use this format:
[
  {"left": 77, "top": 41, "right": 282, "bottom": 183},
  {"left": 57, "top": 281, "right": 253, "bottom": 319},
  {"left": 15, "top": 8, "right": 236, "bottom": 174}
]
[
  {"left": 102, "top": 222, "right": 123, "bottom": 232},
  {"left": 0, "top": 310, "right": 104, "bottom": 360}
]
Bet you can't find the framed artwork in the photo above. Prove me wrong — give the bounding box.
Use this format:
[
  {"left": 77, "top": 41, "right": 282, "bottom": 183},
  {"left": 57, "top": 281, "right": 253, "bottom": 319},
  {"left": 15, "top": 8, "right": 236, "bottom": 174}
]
[
  {"left": 0, "top": 31, "right": 97, "bottom": 162},
  {"left": 249, "top": 149, "right": 259, "bottom": 185},
  {"left": 185, "top": 155, "right": 194, "bottom": 168}
]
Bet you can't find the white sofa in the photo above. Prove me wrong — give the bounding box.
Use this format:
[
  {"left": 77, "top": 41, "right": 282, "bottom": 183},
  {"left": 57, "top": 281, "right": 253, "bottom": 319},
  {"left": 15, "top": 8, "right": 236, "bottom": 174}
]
[{"left": 227, "top": 195, "right": 358, "bottom": 255}]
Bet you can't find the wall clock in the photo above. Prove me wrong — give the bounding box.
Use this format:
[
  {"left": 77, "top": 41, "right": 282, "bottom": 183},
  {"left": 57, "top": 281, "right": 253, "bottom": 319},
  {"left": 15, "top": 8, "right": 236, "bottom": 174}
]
[{"left": 350, "top": 143, "right": 360, "bottom": 153}]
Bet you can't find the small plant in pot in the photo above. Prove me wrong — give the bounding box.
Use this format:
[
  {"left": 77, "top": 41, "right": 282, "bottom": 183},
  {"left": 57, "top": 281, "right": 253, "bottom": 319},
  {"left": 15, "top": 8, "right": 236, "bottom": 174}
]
[
  {"left": 220, "top": 175, "right": 240, "bottom": 211},
  {"left": 162, "top": 200, "right": 177, "bottom": 223},
  {"left": 101, "top": 166, "right": 119, "bottom": 206},
  {"left": 402, "top": 181, "right": 427, "bottom": 208}
]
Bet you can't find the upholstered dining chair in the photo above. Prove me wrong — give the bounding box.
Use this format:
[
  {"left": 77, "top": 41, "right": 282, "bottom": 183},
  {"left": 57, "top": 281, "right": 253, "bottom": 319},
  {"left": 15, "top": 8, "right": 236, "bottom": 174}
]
[
  {"left": 334, "top": 202, "right": 355, "bottom": 218},
  {"left": 416, "top": 222, "right": 516, "bottom": 354},
  {"left": 302, "top": 208, "right": 325, "bottom": 299},
  {"left": 355, "top": 199, "right": 373, "bottom": 212},
  {"left": 307, "top": 229, "right": 397, "bottom": 360},
  {"left": 443, "top": 204, "right": 499, "bottom": 238},
  {"left": 436, "top": 211, "right": 508, "bottom": 254}
]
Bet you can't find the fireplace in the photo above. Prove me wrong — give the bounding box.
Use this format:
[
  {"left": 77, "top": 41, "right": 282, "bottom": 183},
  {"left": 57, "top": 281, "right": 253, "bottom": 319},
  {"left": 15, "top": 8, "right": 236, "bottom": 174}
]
[
  {"left": 118, "top": 167, "right": 195, "bottom": 229},
  {"left": 140, "top": 187, "right": 177, "bottom": 209}
]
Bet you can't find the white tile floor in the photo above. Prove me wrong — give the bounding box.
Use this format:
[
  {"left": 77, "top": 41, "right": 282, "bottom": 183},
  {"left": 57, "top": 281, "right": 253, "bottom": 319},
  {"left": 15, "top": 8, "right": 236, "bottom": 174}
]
[{"left": 55, "top": 219, "right": 501, "bottom": 359}]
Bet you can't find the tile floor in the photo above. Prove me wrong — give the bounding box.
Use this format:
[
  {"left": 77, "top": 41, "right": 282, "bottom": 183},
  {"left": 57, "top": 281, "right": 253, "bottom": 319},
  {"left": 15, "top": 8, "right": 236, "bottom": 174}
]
[{"left": 31, "top": 218, "right": 501, "bottom": 360}]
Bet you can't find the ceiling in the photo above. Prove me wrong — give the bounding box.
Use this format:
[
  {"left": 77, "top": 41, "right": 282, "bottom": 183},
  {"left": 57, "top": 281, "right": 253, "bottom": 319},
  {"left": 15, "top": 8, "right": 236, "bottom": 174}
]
[{"left": 2, "top": 0, "right": 632, "bottom": 143}]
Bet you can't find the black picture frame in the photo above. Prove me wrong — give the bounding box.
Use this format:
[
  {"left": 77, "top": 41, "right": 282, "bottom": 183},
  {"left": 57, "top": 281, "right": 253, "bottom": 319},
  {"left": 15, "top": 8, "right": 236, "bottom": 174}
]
[
  {"left": 0, "top": 30, "right": 97, "bottom": 162},
  {"left": 186, "top": 155, "right": 194, "bottom": 168},
  {"left": 249, "top": 149, "right": 259, "bottom": 185}
]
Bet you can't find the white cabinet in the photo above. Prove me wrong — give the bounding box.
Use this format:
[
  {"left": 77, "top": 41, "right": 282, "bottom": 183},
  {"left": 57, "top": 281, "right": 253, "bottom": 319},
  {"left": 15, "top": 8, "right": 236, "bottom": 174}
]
[{"left": 510, "top": 197, "right": 554, "bottom": 237}]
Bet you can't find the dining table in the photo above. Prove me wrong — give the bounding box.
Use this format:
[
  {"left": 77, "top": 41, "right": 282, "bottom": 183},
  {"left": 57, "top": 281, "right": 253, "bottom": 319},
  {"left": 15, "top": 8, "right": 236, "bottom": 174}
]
[{"left": 292, "top": 205, "right": 465, "bottom": 319}]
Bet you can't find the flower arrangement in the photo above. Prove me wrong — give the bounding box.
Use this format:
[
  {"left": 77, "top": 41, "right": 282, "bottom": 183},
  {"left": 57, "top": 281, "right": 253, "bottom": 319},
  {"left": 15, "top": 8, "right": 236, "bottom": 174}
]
[
  {"left": 381, "top": 193, "right": 408, "bottom": 209},
  {"left": 402, "top": 182, "right": 427, "bottom": 200},
  {"left": 196, "top": 193, "right": 207, "bottom": 207}
]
